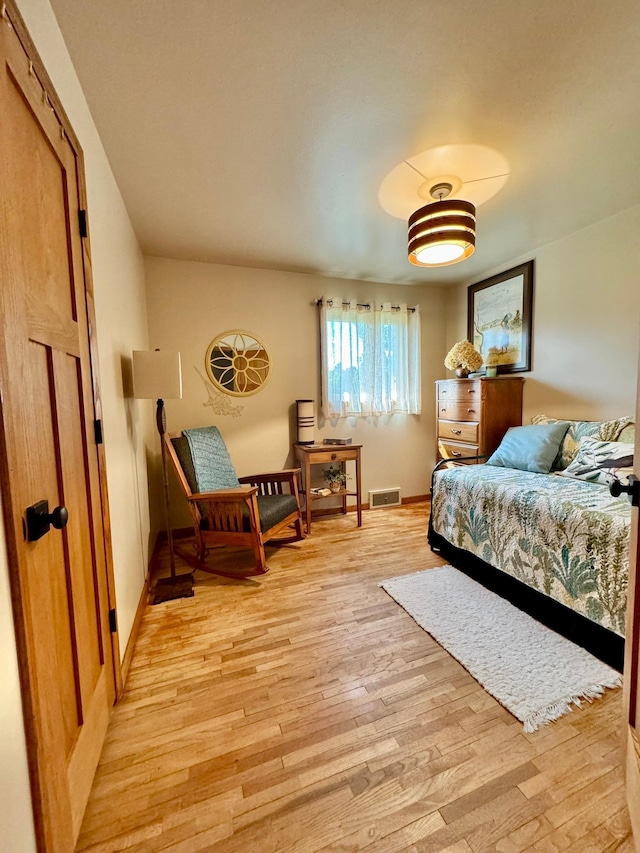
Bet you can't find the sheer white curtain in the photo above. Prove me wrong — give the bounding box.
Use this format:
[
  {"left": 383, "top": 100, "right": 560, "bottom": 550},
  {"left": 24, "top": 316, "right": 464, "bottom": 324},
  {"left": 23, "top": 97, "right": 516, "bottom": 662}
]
[{"left": 320, "top": 298, "right": 421, "bottom": 418}]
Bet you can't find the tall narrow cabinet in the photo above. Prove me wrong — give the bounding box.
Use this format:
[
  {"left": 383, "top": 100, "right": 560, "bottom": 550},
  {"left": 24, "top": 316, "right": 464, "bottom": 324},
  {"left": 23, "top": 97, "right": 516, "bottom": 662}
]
[{"left": 436, "top": 377, "right": 524, "bottom": 462}]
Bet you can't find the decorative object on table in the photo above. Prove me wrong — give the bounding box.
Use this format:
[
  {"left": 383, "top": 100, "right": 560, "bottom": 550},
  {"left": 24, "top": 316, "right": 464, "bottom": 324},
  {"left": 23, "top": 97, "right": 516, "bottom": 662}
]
[
  {"left": 205, "top": 330, "right": 271, "bottom": 396},
  {"left": 444, "top": 340, "right": 483, "bottom": 378},
  {"left": 195, "top": 367, "right": 244, "bottom": 417},
  {"left": 380, "top": 565, "right": 621, "bottom": 732},
  {"left": 322, "top": 437, "right": 352, "bottom": 445},
  {"left": 296, "top": 399, "right": 315, "bottom": 445},
  {"left": 468, "top": 260, "right": 534, "bottom": 373},
  {"left": 324, "top": 465, "right": 348, "bottom": 493},
  {"left": 165, "top": 425, "right": 304, "bottom": 577},
  {"left": 132, "top": 349, "right": 193, "bottom": 604}
]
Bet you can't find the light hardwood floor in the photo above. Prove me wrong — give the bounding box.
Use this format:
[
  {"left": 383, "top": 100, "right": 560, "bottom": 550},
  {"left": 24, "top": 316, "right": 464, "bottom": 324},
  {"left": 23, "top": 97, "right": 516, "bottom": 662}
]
[{"left": 76, "top": 503, "right": 633, "bottom": 852}]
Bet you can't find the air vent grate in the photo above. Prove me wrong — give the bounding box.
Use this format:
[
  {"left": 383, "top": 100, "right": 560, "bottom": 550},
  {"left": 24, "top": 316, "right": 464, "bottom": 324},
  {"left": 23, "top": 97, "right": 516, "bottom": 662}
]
[{"left": 369, "top": 488, "right": 401, "bottom": 509}]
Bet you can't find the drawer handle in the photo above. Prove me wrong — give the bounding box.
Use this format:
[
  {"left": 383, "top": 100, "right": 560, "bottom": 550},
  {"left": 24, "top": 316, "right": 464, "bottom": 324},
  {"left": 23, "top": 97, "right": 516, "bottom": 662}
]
[
  {"left": 331, "top": 453, "right": 337, "bottom": 460},
  {"left": 452, "top": 451, "right": 462, "bottom": 457},
  {"left": 451, "top": 429, "right": 462, "bottom": 435},
  {"left": 467, "top": 389, "right": 476, "bottom": 394},
  {"left": 441, "top": 407, "right": 446, "bottom": 413},
  {"left": 467, "top": 408, "right": 476, "bottom": 413}
]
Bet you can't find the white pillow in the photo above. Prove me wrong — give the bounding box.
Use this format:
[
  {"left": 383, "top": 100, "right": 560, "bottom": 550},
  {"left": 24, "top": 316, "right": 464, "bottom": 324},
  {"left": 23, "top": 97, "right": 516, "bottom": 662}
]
[{"left": 561, "top": 437, "right": 634, "bottom": 485}]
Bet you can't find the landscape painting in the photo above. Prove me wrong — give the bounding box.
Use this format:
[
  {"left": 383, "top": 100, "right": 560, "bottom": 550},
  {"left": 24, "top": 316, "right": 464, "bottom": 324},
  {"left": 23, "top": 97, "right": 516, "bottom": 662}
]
[{"left": 467, "top": 261, "right": 534, "bottom": 373}]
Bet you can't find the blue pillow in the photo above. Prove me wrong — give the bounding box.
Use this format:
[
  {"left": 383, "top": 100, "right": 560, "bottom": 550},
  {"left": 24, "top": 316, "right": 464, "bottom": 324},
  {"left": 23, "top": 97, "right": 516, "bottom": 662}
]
[{"left": 487, "top": 423, "right": 570, "bottom": 474}]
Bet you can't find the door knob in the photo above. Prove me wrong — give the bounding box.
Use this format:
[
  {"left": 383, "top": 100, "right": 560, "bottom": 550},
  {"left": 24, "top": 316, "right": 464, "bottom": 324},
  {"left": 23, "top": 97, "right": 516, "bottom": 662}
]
[
  {"left": 49, "top": 505, "right": 69, "bottom": 529},
  {"left": 610, "top": 475, "right": 640, "bottom": 506},
  {"left": 25, "top": 500, "right": 69, "bottom": 542}
]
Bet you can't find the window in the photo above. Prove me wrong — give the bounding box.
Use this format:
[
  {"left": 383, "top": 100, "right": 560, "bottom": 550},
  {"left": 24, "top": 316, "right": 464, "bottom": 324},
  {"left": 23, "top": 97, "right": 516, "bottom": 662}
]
[{"left": 320, "top": 299, "right": 421, "bottom": 418}]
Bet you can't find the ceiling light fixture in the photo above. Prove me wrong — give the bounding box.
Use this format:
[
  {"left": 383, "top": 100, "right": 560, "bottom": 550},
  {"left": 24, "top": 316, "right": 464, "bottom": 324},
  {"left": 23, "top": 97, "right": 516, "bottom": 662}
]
[{"left": 407, "top": 182, "right": 476, "bottom": 267}]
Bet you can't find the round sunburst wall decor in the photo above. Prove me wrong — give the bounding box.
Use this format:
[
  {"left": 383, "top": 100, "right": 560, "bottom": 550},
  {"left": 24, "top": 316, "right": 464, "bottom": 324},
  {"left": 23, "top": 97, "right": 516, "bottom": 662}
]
[{"left": 205, "top": 330, "right": 271, "bottom": 396}]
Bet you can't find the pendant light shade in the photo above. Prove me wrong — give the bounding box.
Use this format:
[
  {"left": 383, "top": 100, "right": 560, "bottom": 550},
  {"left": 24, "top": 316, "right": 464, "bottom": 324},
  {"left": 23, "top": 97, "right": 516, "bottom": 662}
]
[{"left": 408, "top": 196, "right": 476, "bottom": 268}]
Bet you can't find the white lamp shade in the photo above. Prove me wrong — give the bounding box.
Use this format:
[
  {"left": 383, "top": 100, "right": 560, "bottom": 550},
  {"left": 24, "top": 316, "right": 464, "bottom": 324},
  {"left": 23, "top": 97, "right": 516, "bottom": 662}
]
[{"left": 132, "top": 350, "right": 183, "bottom": 400}]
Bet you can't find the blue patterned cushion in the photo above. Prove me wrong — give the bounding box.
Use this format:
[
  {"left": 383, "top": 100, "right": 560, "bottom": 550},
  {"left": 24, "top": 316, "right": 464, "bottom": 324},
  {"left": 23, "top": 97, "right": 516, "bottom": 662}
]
[
  {"left": 561, "top": 437, "right": 634, "bottom": 485},
  {"left": 531, "top": 414, "right": 633, "bottom": 469},
  {"left": 183, "top": 426, "right": 239, "bottom": 491}
]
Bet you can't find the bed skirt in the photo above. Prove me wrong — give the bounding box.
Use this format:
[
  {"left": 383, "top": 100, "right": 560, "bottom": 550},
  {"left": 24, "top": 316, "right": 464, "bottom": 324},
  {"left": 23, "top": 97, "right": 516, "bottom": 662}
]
[{"left": 428, "top": 525, "right": 624, "bottom": 672}]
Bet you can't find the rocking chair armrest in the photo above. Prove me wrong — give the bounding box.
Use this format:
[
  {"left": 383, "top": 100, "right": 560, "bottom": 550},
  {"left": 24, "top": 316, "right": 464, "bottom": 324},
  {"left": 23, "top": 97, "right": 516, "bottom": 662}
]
[
  {"left": 186, "top": 486, "right": 258, "bottom": 502},
  {"left": 238, "top": 468, "right": 301, "bottom": 485}
]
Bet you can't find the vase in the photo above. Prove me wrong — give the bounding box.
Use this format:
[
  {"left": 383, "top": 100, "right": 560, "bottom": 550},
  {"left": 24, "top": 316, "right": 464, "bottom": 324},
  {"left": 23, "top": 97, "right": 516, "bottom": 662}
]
[
  {"left": 329, "top": 481, "right": 341, "bottom": 493},
  {"left": 454, "top": 366, "right": 470, "bottom": 378}
]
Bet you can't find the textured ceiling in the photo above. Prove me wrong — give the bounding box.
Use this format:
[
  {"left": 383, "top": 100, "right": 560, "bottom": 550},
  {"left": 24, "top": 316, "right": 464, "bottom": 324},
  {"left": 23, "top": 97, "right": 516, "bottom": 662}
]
[{"left": 50, "top": 0, "right": 640, "bottom": 286}]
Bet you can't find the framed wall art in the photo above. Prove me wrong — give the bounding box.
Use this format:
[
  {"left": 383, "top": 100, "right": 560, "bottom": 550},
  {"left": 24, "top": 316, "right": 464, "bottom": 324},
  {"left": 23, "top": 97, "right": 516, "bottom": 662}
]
[{"left": 467, "top": 260, "right": 534, "bottom": 374}]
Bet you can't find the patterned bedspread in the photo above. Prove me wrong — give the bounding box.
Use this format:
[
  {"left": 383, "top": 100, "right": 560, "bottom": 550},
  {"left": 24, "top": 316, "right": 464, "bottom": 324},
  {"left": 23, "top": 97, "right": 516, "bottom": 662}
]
[{"left": 431, "top": 464, "right": 630, "bottom": 636}]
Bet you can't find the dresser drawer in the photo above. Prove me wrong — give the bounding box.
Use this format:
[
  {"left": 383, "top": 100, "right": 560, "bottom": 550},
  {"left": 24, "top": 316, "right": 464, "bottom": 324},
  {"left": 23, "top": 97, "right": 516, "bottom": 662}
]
[
  {"left": 438, "top": 439, "right": 480, "bottom": 461},
  {"left": 437, "top": 400, "right": 482, "bottom": 421},
  {"left": 438, "top": 419, "right": 479, "bottom": 444},
  {"left": 437, "top": 380, "right": 481, "bottom": 402}
]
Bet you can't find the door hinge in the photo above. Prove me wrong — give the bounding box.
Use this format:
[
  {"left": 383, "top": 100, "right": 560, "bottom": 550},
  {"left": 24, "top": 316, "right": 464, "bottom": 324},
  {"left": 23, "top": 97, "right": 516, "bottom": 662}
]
[
  {"left": 108, "top": 608, "right": 117, "bottom": 633},
  {"left": 78, "top": 209, "right": 88, "bottom": 238},
  {"left": 94, "top": 418, "right": 103, "bottom": 445}
]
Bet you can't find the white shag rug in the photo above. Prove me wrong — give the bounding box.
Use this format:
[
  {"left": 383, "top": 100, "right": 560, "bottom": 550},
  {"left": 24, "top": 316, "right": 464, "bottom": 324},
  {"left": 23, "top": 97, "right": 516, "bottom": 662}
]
[{"left": 380, "top": 565, "right": 622, "bottom": 732}]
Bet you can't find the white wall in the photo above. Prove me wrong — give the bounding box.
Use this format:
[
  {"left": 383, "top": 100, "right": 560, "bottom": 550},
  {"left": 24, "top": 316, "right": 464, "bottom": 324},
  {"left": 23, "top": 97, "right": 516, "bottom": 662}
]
[
  {"left": 445, "top": 205, "right": 640, "bottom": 423},
  {"left": 144, "top": 257, "right": 447, "bottom": 530},
  {"left": 1, "top": 1, "right": 152, "bottom": 850}
]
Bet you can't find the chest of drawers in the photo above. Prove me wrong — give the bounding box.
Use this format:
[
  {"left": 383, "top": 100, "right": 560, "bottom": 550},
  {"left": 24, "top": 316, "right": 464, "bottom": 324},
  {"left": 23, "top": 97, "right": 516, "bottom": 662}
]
[{"left": 436, "top": 377, "right": 524, "bottom": 462}]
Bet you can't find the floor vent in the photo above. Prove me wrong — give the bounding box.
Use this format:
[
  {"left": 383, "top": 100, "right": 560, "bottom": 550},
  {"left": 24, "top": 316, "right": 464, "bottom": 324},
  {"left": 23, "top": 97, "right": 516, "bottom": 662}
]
[{"left": 369, "top": 488, "right": 402, "bottom": 509}]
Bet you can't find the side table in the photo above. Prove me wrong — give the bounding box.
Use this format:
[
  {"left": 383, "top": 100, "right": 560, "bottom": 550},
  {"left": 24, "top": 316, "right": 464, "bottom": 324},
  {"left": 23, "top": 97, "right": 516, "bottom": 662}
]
[{"left": 294, "top": 444, "right": 362, "bottom": 534}]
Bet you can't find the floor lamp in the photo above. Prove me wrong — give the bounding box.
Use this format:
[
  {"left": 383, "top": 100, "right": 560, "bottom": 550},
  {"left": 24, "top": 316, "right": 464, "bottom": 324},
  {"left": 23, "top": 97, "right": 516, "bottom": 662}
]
[{"left": 132, "top": 349, "right": 194, "bottom": 604}]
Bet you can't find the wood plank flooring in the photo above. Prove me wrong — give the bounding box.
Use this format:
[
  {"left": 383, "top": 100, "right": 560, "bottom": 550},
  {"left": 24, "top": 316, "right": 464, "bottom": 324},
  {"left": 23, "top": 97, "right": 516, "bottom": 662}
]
[{"left": 76, "top": 503, "right": 633, "bottom": 852}]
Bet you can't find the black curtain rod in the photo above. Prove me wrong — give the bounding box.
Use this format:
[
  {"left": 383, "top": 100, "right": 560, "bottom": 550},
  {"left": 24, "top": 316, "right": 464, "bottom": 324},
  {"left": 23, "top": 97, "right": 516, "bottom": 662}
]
[{"left": 315, "top": 299, "right": 416, "bottom": 313}]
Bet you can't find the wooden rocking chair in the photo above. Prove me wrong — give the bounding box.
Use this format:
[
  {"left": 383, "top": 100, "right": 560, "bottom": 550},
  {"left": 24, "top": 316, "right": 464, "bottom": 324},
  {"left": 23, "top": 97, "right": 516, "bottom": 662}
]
[{"left": 165, "top": 426, "right": 304, "bottom": 576}]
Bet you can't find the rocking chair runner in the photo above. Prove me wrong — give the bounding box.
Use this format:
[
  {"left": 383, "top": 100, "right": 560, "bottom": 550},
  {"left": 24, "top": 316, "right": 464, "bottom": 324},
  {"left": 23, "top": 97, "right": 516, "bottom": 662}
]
[{"left": 165, "top": 426, "right": 304, "bottom": 576}]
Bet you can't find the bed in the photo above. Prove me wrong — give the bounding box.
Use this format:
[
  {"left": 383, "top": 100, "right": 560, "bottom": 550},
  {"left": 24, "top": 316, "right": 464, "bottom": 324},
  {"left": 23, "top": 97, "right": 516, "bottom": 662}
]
[{"left": 428, "top": 416, "right": 633, "bottom": 671}]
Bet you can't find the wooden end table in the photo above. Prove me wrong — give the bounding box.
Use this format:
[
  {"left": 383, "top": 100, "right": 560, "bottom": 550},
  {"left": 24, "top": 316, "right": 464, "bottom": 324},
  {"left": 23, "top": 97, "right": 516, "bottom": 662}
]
[{"left": 294, "top": 444, "right": 362, "bottom": 534}]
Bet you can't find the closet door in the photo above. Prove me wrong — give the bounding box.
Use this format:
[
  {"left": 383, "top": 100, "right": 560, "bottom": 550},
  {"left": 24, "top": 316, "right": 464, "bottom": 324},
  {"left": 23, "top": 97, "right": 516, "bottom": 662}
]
[
  {"left": 623, "top": 357, "right": 640, "bottom": 848},
  {"left": 0, "top": 5, "right": 117, "bottom": 851},
  {"left": 624, "top": 350, "right": 640, "bottom": 851}
]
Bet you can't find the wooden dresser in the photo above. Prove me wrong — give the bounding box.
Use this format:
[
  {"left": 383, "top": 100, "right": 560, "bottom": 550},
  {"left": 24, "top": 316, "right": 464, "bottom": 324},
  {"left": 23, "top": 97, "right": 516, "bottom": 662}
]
[{"left": 436, "top": 377, "right": 524, "bottom": 462}]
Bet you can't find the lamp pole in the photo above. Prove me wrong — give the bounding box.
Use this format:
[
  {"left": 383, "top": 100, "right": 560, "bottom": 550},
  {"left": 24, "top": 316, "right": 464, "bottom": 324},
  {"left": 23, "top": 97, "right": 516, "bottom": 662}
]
[
  {"left": 132, "top": 349, "right": 193, "bottom": 604},
  {"left": 151, "top": 396, "right": 193, "bottom": 603},
  {"left": 157, "top": 397, "right": 176, "bottom": 578}
]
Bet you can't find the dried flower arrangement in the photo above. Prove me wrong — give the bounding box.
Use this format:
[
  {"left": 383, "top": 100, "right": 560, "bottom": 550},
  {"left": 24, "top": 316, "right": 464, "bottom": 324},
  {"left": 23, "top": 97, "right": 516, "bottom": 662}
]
[{"left": 444, "top": 340, "right": 483, "bottom": 372}]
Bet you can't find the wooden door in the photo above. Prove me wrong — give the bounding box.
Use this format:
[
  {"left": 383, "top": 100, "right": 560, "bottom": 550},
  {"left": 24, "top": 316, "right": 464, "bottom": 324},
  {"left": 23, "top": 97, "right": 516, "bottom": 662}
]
[
  {"left": 0, "top": 6, "right": 117, "bottom": 852},
  {"left": 625, "top": 363, "right": 640, "bottom": 848}
]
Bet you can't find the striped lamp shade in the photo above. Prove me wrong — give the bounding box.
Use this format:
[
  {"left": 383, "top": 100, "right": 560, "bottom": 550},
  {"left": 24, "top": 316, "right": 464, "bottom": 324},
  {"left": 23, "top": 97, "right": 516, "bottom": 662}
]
[{"left": 296, "top": 399, "right": 315, "bottom": 445}]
